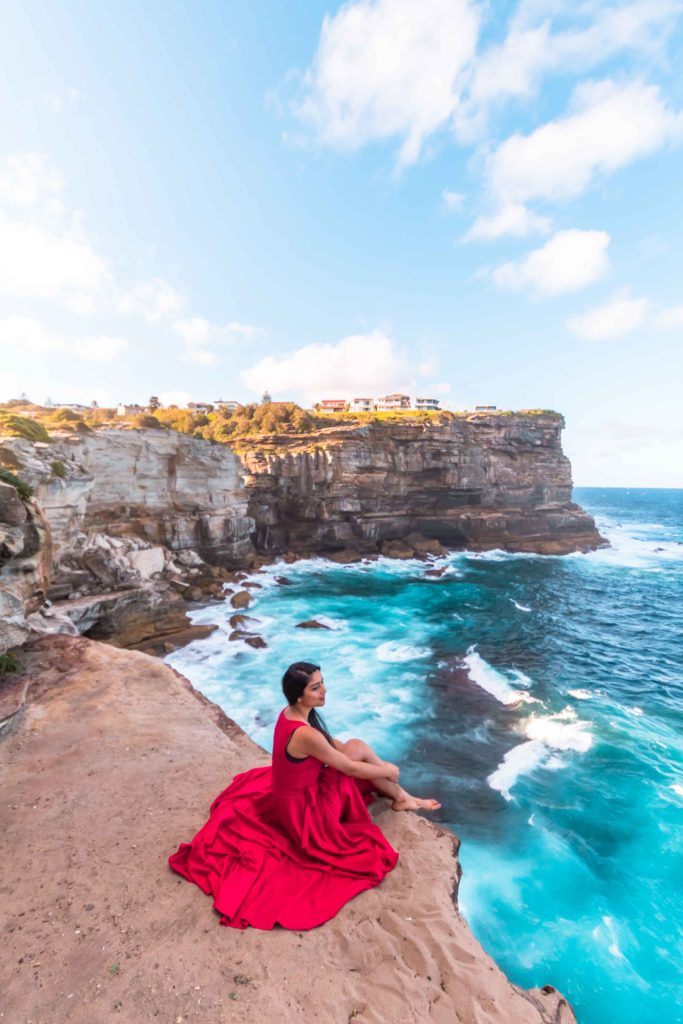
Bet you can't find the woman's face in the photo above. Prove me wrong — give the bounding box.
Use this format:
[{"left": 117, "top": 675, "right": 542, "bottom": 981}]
[{"left": 300, "top": 669, "right": 326, "bottom": 709}]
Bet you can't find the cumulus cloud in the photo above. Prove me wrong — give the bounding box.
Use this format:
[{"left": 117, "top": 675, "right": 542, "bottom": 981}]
[
  {"left": 118, "top": 278, "right": 186, "bottom": 323},
  {"left": 0, "top": 151, "right": 257, "bottom": 363},
  {"left": 442, "top": 189, "right": 465, "bottom": 212},
  {"left": 655, "top": 304, "right": 683, "bottom": 328},
  {"left": 567, "top": 292, "right": 648, "bottom": 340},
  {"left": 492, "top": 229, "right": 610, "bottom": 296},
  {"left": 0, "top": 214, "right": 110, "bottom": 302},
  {"left": 457, "top": 0, "right": 680, "bottom": 139},
  {"left": 0, "top": 315, "right": 127, "bottom": 362},
  {"left": 487, "top": 78, "right": 683, "bottom": 207},
  {"left": 295, "top": 0, "right": 480, "bottom": 165},
  {"left": 241, "top": 329, "right": 413, "bottom": 403},
  {"left": 464, "top": 203, "right": 552, "bottom": 241}
]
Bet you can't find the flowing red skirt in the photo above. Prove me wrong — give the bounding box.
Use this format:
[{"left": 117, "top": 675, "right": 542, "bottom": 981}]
[{"left": 168, "top": 765, "right": 399, "bottom": 930}]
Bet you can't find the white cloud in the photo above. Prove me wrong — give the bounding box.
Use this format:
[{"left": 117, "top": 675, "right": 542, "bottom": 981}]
[
  {"left": 179, "top": 349, "right": 218, "bottom": 366},
  {"left": 0, "top": 316, "right": 126, "bottom": 362},
  {"left": 295, "top": 0, "right": 480, "bottom": 165},
  {"left": 492, "top": 228, "right": 610, "bottom": 296},
  {"left": 0, "top": 214, "right": 109, "bottom": 302},
  {"left": 442, "top": 189, "right": 465, "bottom": 212},
  {"left": 487, "top": 79, "right": 683, "bottom": 206},
  {"left": 0, "top": 315, "right": 64, "bottom": 353},
  {"left": 241, "top": 329, "right": 412, "bottom": 403},
  {"left": 655, "top": 305, "right": 683, "bottom": 328},
  {"left": 72, "top": 336, "right": 128, "bottom": 362},
  {"left": 118, "top": 278, "right": 186, "bottom": 323},
  {"left": 158, "top": 390, "right": 193, "bottom": 408},
  {"left": 458, "top": 1, "right": 680, "bottom": 139},
  {"left": 567, "top": 292, "right": 648, "bottom": 340},
  {"left": 464, "top": 203, "right": 552, "bottom": 241},
  {"left": 0, "top": 153, "right": 65, "bottom": 213},
  {"left": 172, "top": 317, "right": 260, "bottom": 347}
]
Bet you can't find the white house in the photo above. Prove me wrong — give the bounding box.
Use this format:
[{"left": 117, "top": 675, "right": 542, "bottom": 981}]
[
  {"left": 214, "top": 400, "right": 241, "bottom": 412},
  {"left": 350, "top": 397, "right": 374, "bottom": 412},
  {"left": 376, "top": 393, "right": 410, "bottom": 411},
  {"left": 474, "top": 405, "right": 497, "bottom": 412},
  {"left": 117, "top": 403, "right": 146, "bottom": 416},
  {"left": 188, "top": 402, "right": 214, "bottom": 414},
  {"left": 415, "top": 397, "right": 440, "bottom": 410}
]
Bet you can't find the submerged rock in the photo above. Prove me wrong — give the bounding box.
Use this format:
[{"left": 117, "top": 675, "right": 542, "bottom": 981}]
[{"left": 296, "top": 619, "right": 331, "bottom": 630}]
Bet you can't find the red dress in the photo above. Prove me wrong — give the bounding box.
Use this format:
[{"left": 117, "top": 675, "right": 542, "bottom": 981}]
[{"left": 167, "top": 710, "right": 399, "bottom": 929}]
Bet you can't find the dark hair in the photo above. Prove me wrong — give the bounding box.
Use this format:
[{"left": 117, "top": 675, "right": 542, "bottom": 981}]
[{"left": 281, "top": 661, "right": 334, "bottom": 746}]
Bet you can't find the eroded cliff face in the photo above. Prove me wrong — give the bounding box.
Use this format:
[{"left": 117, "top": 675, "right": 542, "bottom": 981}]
[
  {"left": 0, "top": 484, "right": 52, "bottom": 651},
  {"left": 7, "top": 428, "right": 254, "bottom": 565},
  {"left": 239, "top": 413, "right": 603, "bottom": 556}
]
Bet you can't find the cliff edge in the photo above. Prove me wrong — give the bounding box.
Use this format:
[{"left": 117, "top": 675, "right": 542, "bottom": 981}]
[{"left": 0, "top": 635, "right": 575, "bottom": 1024}]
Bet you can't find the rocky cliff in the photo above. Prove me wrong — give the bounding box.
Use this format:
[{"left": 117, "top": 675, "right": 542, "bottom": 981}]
[
  {"left": 0, "top": 414, "right": 602, "bottom": 654},
  {"left": 0, "top": 634, "right": 576, "bottom": 1024},
  {"left": 240, "top": 413, "right": 602, "bottom": 556}
]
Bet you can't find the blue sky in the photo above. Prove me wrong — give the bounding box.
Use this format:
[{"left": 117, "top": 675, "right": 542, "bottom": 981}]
[{"left": 0, "top": 0, "right": 681, "bottom": 486}]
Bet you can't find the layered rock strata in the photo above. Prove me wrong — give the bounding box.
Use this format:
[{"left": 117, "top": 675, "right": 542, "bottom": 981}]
[
  {"left": 0, "top": 634, "right": 576, "bottom": 1024},
  {"left": 239, "top": 413, "right": 603, "bottom": 556}
]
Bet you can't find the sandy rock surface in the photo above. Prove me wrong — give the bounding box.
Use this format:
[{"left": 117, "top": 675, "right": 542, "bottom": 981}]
[{"left": 0, "top": 635, "right": 576, "bottom": 1024}]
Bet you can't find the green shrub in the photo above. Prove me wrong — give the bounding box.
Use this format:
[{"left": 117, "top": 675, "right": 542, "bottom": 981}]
[
  {"left": 0, "top": 467, "right": 33, "bottom": 500},
  {"left": 0, "top": 413, "right": 50, "bottom": 443},
  {"left": 132, "top": 414, "right": 163, "bottom": 429},
  {"left": 51, "top": 460, "right": 66, "bottom": 478},
  {"left": 0, "top": 652, "right": 21, "bottom": 674}
]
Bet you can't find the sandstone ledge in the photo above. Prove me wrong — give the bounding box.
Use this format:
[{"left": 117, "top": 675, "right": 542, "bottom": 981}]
[{"left": 0, "top": 635, "right": 575, "bottom": 1024}]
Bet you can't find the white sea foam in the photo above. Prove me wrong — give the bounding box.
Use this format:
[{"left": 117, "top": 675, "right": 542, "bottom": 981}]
[
  {"left": 376, "top": 641, "right": 431, "bottom": 663},
  {"left": 568, "top": 688, "right": 594, "bottom": 700},
  {"left": 463, "top": 647, "right": 536, "bottom": 705},
  {"left": 524, "top": 708, "right": 593, "bottom": 752},
  {"left": 314, "top": 615, "right": 347, "bottom": 631},
  {"left": 487, "top": 708, "right": 593, "bottom": 800},
  {"left": 487, "top": 740, "right": 547, "bottom": 800},
  {"left": 671, "top": 783, "right": 683, "bottom": 798},
  {"left": 592, "top": 916, "right": 625, "bottom": 961},
  {"left": 511, "top": 600, "right": 532, "bottom": 612}
]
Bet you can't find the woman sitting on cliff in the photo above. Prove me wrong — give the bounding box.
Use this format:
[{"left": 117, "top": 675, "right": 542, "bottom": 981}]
[{"left": 168, "top": 661, "right": 440, "bottom": 930}]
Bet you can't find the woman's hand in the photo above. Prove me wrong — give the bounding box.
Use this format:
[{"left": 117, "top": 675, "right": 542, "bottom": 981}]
[{"left": 383, "top": 762, "right": 400, "bottom": 783}]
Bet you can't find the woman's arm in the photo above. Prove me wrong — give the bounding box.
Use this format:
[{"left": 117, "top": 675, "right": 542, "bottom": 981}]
[{"left": 291, "top": 727, "right": 399, "bottom": 782}]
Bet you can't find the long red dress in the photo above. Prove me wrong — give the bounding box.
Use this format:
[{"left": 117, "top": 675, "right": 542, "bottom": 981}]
[{"left": 167, "top": 710, "right": 399, "bottom": 929}]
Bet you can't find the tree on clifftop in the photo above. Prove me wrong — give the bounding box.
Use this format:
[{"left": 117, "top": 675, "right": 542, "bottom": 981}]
[
  {"left": 148, "top": 395, "right": 160, "bottom": 410},
  {"left": 261, "top": 390, "right": 272, "bottom": 404}
]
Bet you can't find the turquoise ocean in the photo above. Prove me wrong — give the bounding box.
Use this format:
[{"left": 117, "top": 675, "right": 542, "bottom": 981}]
[{"left": 168, "top": 488, "right": 683, "bottom": 1024}]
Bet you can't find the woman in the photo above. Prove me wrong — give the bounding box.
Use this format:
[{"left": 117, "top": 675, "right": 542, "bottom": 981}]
[{"left": 168, "top": 661, "right": 440, "bottom": 930}]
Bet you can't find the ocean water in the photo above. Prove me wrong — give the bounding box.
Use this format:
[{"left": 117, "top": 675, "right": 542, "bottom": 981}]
[{"left": 167, "top": 488, "right": 683, "bottom": 1024}]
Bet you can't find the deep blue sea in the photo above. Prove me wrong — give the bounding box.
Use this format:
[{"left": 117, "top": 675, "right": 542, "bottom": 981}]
[{"left": 168, "top": 488, "right": 683, "bottom": 1024}]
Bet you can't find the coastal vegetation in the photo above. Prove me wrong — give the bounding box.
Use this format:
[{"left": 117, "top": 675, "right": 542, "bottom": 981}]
[
  {"left": 0, "top": 467, "right": 33, "bottom": 501},
  {"left": 0, "top": 399, "right": 561, "bottom": 450}
]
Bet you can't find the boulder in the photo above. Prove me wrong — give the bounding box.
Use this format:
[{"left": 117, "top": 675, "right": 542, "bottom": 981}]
[
  {"left": 244, "top": 635, "right": 267, "bottom": 649},
  {"left": 404, "top": 532, "right": 446, "bottom": 557},
  {"left": 128, "top": 546, "right": 165, "bottom": 579},
  {"left": 0, "top": 481, "right": 28, "bottom": 526},
  {"left": 229, "top": 613, "right": 260, "bottom": 629},
  {"left": 380, "top": 539, "right": 415, "bottom": 560},
  {"left": 230, "top": 590, "right": 252, "bottom": 610},
  {"left": 326, "top": 548, "right": 362, "bottom": 565},
  {"left": 295, "top": 619, "right": 331, "bottom": 630},
  {"left": 274, "top": 576, "right": 293, "bottom": 585}
]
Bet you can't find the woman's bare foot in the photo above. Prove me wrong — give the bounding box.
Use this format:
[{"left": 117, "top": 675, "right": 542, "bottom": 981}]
[{"left": 391, "top": 796, "right": 441, "bottom": 812}]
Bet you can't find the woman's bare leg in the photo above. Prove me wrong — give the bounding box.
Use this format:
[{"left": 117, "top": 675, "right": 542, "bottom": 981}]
[{"left": 340, "top": 738, "right": 441, "bottom": 812}]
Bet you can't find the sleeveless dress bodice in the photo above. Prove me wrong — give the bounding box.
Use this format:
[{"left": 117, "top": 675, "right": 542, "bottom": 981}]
[
  {"left": 168, "top": 707, "right": 399, "bottom": 930},
  {"left": 271, "top": 712, "right": 323, "bottom": 792}
]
